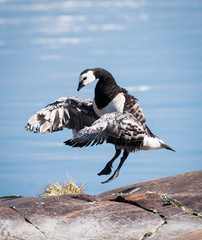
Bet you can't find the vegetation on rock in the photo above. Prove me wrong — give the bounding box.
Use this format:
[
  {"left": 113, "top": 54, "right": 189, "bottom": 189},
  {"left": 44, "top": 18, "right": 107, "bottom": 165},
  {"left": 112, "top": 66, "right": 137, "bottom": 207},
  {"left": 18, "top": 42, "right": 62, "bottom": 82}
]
[{"left": 44, "top": 181, "right": 84, "bottom": 196}]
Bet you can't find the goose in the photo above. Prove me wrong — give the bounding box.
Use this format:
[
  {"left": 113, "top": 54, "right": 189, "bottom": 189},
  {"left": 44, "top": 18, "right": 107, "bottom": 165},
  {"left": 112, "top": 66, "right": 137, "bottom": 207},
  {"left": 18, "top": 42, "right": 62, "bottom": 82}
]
[{"left": 26, "top": 68, "right": 175, "bottom": 183}]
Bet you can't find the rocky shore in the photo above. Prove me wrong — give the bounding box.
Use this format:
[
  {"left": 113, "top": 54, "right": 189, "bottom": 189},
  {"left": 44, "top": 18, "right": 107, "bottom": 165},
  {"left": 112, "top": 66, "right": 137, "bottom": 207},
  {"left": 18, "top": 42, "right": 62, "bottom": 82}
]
[{"left": 0, "top": 171, "right": 201, "bottom": 240}]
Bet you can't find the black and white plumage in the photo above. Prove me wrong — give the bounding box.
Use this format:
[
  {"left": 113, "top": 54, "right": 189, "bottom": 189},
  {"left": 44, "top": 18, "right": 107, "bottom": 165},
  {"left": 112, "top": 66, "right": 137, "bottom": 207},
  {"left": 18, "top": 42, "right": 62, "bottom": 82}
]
[
  {"left": 25, "top": 97, "right": 98, "bottom": 135},
  {"left": 26, "top": 68, "right": 175, "bottom": 183}
]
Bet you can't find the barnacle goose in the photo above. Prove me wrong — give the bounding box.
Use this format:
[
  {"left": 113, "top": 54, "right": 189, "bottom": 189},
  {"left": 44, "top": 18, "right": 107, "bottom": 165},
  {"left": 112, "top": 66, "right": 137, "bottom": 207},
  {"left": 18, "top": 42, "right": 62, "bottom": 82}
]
[{"left": 26, "top": 68, "right": 174, "bottom": 184}]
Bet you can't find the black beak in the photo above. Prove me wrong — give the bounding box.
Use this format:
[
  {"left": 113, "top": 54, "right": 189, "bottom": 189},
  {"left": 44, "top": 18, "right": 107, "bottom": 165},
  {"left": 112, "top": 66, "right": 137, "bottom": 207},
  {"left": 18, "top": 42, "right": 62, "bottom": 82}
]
[{"left": 77, "top": 81, "right": 84, "bottom": 91}]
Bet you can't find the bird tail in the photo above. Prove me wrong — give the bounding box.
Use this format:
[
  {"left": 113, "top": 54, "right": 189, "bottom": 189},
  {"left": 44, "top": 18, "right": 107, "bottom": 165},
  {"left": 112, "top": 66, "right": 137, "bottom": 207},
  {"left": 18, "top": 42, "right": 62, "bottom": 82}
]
[{"left": 161, "top": 143, "right": 175, "bottom": 152}]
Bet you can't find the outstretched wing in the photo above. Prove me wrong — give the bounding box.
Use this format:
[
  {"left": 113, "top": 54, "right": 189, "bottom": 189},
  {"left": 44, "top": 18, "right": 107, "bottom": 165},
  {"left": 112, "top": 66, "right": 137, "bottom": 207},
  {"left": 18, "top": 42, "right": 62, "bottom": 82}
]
[
  {"left": 65, "top": 112, "right": 145, "bottom": 152},
  {"left": 25, "top": 97, "right": 98, "bottom": 134}
]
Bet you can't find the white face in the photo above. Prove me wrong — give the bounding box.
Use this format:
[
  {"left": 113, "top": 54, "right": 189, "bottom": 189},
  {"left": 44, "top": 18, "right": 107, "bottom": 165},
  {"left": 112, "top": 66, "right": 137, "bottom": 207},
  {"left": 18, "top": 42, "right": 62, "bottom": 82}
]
[{"left": 78, "top": 70, "right": 96, "bottom": 91}]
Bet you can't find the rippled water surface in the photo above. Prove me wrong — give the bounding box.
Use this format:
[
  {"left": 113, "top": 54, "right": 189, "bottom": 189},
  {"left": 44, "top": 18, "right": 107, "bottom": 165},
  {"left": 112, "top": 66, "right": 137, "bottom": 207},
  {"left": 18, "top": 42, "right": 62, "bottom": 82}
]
[{"left": 0, "top": 0, "right": 202, "bottom": 196}]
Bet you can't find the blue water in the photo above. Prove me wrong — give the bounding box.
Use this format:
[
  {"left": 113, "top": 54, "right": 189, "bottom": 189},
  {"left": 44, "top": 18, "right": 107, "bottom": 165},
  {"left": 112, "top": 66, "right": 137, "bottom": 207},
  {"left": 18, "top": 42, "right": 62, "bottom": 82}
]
[{"left": 0, "top": 0, "right": 202, "bottom": 196}]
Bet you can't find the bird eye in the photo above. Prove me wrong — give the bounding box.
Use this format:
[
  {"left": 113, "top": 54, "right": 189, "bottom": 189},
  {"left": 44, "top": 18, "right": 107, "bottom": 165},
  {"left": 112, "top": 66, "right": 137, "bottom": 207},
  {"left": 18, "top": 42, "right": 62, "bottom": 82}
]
[{"left": 83, "top": 77, "right": 87, "bottom": 81}]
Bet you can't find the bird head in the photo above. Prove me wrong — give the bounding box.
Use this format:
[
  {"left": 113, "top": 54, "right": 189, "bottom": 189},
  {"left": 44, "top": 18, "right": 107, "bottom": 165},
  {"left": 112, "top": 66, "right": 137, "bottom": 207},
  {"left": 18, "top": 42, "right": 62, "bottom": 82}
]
[{"left": 77, "top": 69, "right": 96, "bottom": 91}]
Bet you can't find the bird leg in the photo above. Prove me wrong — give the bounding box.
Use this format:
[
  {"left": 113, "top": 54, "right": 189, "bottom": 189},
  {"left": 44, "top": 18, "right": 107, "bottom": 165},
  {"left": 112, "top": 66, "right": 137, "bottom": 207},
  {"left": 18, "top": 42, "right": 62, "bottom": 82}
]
[
  {"left": 97, "top": 148, "right": 122, "bottom": 176},
  {"left": 101, "top": 150, "right": 129, "bottom": 184}
]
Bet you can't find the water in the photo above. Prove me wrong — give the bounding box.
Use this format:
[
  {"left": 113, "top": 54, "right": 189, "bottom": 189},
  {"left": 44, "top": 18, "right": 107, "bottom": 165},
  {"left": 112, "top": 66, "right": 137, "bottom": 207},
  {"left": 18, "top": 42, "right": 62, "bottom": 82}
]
[{"left": 0, "top": 0, "right": 202, "bottom": 196}]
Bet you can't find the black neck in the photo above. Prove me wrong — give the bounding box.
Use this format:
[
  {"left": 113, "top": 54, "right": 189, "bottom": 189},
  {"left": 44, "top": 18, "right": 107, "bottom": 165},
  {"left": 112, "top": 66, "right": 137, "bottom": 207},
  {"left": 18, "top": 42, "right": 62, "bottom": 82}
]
[
  {"left": 93, "top": 68, "right": 116, "bottom": 84},
  {"left": 93, "top": 68, "right": 120, "bottom": 109}
]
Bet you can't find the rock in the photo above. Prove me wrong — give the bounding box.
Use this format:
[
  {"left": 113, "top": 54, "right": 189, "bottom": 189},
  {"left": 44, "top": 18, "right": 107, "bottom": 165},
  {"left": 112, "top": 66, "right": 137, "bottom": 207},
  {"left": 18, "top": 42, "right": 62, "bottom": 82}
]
[
  {"left": 171, "top": 229, "right": 202, "bottom": 240},
  {"left": 0, "top": 171, "right": 201, "bottom": 240}
]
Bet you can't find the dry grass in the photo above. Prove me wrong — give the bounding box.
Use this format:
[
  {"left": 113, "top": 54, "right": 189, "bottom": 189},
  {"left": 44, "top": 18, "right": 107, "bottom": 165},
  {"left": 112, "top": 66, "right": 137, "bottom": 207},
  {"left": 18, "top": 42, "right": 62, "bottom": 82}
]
[{"left": 44, "top": 181, "right": 84, "bottom": 196}]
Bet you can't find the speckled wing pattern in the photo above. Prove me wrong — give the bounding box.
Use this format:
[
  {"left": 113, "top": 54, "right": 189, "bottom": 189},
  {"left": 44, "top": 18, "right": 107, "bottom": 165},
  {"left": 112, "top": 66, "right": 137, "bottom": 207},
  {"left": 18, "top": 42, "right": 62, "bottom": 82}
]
[
  {"left": 121, "top": 88, "right": 146, "bottom": 125},
  {"left": 25, "top": 97, "right": 98, "bottom": 134},
  {"left": 65, "top": 112, "right": 145, "bottom": 152}
]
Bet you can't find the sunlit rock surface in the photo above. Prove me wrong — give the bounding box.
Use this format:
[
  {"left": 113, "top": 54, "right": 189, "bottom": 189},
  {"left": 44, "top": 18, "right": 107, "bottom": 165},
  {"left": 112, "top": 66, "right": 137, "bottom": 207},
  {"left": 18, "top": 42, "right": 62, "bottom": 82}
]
[{"left": 0, "top": 171, "right": 201, "bottom": 240}]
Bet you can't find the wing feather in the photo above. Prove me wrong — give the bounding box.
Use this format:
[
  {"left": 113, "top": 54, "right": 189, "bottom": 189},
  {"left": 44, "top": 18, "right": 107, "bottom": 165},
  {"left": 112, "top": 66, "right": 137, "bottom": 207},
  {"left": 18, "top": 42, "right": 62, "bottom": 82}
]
[
  {"left": 65, "top": 112, "right": 146, "bottom": 152},
  {"left": 25, "top": 97, "right": 98, "bottom": 135},
  {"left": 121, "top": 88, "right": 146, "bottom": 125}
]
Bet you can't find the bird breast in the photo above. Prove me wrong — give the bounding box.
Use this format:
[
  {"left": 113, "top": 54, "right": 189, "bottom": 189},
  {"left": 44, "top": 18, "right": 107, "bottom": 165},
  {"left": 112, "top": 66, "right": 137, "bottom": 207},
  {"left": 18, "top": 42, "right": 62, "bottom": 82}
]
[{"left": 93, "top": 92, "right": 126, "bottom": 117}]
